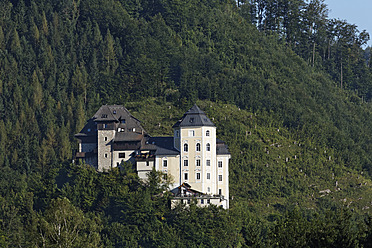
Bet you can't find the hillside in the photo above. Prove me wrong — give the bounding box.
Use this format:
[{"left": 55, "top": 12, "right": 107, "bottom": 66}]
[{"left": 0, "top": 0, "right": 372, "bottom": 246}]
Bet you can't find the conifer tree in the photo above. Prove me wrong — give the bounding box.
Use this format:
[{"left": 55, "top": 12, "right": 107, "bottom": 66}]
[
  {"left": 10, "top": 28, "right": 21, "bottom": 54},
  {"left": 41, "top": 11, "right": 49, "bottom": 36},
  {"left": 0, "top": 120, "right": 6, "bottom": 166},
  {"left": 32, "top": 70, "right": 43, "bottom": 107},
  {"left": 102, "top": 28, "right": 118, "bottom": 73},
  {"left": 0, "top": 26, "right": 4, "bottom": 50}
]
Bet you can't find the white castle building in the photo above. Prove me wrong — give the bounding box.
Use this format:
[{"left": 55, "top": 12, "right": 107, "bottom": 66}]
[{"left": 75, "top": 105, "right": 231, "bottom": 208}]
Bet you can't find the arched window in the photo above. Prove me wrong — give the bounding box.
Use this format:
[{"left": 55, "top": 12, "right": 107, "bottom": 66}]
[
  {"left": 196, "top": 143, "right": 201, "bottom": 151},
  {"left": 206, "top": 130, "right": 210, "bottom": 136},
  {"left": 206, "top": 143, "right": 210, "bottom": 151},
  {"left": 184, "top": 143, "right": 188, "bottom": 152}
]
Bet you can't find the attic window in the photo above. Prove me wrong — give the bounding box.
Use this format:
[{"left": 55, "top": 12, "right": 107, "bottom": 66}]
[
  {"left": 113, "top": 110, "right": 116, "bottom": 114},
  {"left": 189, "top": 118, "right": 194, "bottom": 123},
  {"left": 101, "top": 114, "right": 107, "bottom": 118}
]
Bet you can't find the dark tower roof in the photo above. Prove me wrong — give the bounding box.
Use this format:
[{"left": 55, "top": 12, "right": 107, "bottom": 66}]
[
  {"left": 75, "top": 105, "right": 146, "bottom": 138},
  {"left": 173, "top": 104, "right": 215, "bottom": 128},
  {"left": 93, "top": 105, "right": 141, "bottom": 123}
]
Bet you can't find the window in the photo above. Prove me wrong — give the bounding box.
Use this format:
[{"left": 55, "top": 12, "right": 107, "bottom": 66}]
[
  {"left": 132, "top": 128, "right": 136, "bottom": 132},
  {"left": 188, "top": 130, "right": 195, "bottom": 137},
  {"left": 184, "top": 160, "right": 188, "bottom": 167},
  {"left": 219, "top": 175, "right": 222, "bottom": 181},
  {"left": 207, "top": 187, "right": 210, "bottom": 192},
  {"left": 175, "top": 130, "right": 179, "bottom": 137},
  {"left": 146, "top": 161, "right": 149, "bottom": 166},
  {"left": 206, "top": 143, "right": 210, "bottom": 151},
  {"left": 184, "top": 173, "right": 188, "bottom": 180},
  {"left": 207, "top": 173, "right": 210, "bottom": 179},
  {"left": 196, "top": 173, "right": 201, "bottom": 180},
  {"left": 104, "top": 137, "right": 108, "bottom": 141},
  {"left": 121, "top": 119, "right": 125, "bottom": 124},
  {"left": 206, "top": 160, "right": 210, "bottom": 166},
  {"left": 113, "top": 110, "right": 116, "bottom": 114},
  {"left": 119, "top": 153, "right": 125, "bottom": 158},
  {"left": 196, "top": 143, "right": 201, "bottom": 151},
  {"left": 206, "top": 130, "right": 210, "bottom": 136},
  {"left": 101, "top": 114, "right": 107, "bottom": 118},
  {"left": 201, "top": 199, "right": 204, "bottom": 204},
  {"left": 196, "top": 159, "right": 201, "bottom": 166},
  {"left": 104, "top": 153, "right": 108, "bottom": 158},
  {"left": 219, "top": 189, "right": 222, "bottom": 195},
  {"left": 104, "top": 124, "right": 107, "bottom": 129},
  {"left": 184, "top": 143, "right": 188, "bottom": 152},
  {"left": 163, "top": 160, "right": 167, "bottom": 167},
  {"left": 207, "top": 199, "right": 210, "bottom": 204},
  {"left": 218, "top": 161, "right": 222, "bottom": 168},
  {"left": 189, "top": 117, "right": 194, "bottom": 123},
  {"left": 87, "top": 128, "right": 91, "bottom": 132}
]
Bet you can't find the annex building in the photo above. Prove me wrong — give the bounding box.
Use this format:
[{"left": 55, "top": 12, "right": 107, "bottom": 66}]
[{"left": 75, "top": 105, "right": 231, "bottom": 208}]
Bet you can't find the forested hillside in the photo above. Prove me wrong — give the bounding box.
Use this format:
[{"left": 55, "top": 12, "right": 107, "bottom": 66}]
[{"left": 0, "top": 0, "right": 371, "bottom": 247}]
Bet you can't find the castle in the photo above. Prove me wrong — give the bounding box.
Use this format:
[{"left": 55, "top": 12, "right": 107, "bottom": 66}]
[{"left": 75, "top": 105, "right": 231, "bottom": 208}]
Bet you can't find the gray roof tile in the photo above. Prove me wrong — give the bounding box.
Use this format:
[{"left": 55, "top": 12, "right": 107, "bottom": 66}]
[{"left": 173, "top": 104, "right": 215, "bottom": 128}]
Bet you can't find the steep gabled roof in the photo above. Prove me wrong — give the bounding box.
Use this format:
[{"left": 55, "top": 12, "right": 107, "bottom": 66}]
[
  {"left": 93, "top": 105, "right": 146, "bottom": 132},
  {"left": 173, "top": 104, "right": 215, "bottom": 128},
  {"left": 94, "top": 105, "right": 136, "bottom": 122}
]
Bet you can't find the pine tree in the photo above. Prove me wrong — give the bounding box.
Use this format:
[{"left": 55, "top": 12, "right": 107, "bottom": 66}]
[
  {"left": 0, "top": 26, "right": 4, "bottom": 50},
  {"left": 41, "top": 11, "right": 49, "bottom": 36},
  {"left": 0, "top": 120, "right": 6, "bottom": 166},
  {"left": 102, "top": 28, "right": 118, "bottom": 73},
  {"left": 32, "top": 70, "right": 43, "bottom": 107},
  {"left": 10, "top": 28, "right": 21, "bottom": 54}
]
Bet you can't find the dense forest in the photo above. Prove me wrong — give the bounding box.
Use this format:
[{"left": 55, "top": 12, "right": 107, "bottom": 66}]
[{"left": 0, "top": 0, "right": 372, "bottom": 246}]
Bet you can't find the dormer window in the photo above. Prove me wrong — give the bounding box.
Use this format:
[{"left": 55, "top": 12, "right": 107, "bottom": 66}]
[
  {"left": 189, "top": 117, "right": 194, "bottom": 123},
  {"left": 101, "top": 114, "right": 107, "bottom": 118},
  {"left": 113, "top": 110, "right": 116, "bottom": 114},
  {"left": 121, "top": 119, "right": 125, "bottom": 124}
]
